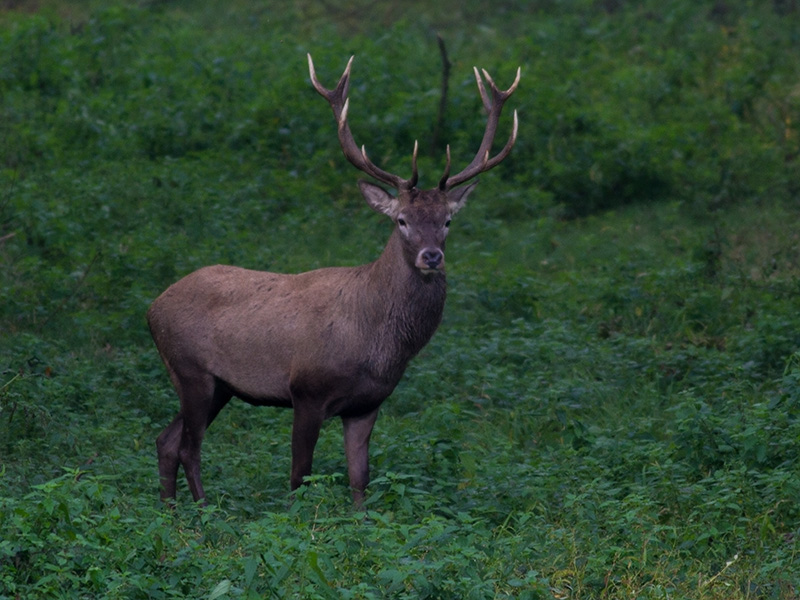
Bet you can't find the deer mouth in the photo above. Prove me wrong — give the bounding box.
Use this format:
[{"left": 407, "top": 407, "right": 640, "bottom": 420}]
[{"left": 416, "top": 248, "right": 444, "bottom": 272}]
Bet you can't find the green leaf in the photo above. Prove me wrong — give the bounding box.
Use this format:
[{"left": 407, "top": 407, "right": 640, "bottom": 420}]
[{"left": 208, "top": 579, "right": 232, "bottom": 600}]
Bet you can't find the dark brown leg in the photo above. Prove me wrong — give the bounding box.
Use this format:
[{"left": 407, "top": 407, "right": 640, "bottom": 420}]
[
  {"left": 156, "top": 415, "right": 183, "bottom": 502},
  {"left": 158, "top": 372, "right": 230, "bottom": 505},
  {"left": 289, "top": 405, "right": 324, "bottom": 492},
  {"left": 342, "top": 408, "right": 380, "bottom": 506}
]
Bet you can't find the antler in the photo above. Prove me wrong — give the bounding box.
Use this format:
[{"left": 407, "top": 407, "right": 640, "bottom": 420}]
[
  {"left": 308, "top": 54, "right": 419, "bottom": 191},
  {"left": 439, "top": 66, "right": 520, "bottom": 190}
]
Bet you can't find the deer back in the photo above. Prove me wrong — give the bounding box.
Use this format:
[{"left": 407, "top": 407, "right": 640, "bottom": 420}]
[{"left": 146, "top": 185, "right": 466, "bottom": 409}]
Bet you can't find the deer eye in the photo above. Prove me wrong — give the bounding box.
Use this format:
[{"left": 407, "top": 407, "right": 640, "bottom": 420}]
[
  {"left": 397, "top": 218, "right": 407, "bottom": 227},
  {"left": 444, "top": 219, "right": 451, "bottom": 228}
]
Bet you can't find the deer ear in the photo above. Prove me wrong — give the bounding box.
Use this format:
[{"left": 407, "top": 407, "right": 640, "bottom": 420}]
[
  {"left": 358, "top": 180, "right": 400, "bottom": 218},
  {"left": 446, "top": 181, "right": 478, "bottom": 215}
]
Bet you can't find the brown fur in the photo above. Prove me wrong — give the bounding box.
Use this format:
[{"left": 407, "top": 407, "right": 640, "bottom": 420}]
[
  {"left": 148, "top": 183, "right": 475, "bottom": 505},
  {"left": 149, "top": 55, "right": 519, "bottom": 507}
]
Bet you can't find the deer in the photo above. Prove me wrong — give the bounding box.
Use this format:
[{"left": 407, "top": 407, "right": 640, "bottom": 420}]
[{"left": 147, "top": 54, "right": 520, "bottom": 507}]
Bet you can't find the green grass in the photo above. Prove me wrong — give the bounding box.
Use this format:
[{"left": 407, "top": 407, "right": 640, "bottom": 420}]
[{"left": 2, "top": 1, "right": 800, "bottom": 598}]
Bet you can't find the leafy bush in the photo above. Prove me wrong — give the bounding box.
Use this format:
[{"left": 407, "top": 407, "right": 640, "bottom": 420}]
[{"left": 1, "top": 1, "right": 800, "bottom": 598}]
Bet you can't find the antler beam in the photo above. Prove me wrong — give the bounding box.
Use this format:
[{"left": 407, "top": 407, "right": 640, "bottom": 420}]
[
  {"left": 309, "top": 54, "right": 520, "bottom": 192},
  {"left": 308, "top": 54, "right": 419, "bottom": 191},
  {"left": 439, "top": 66, "right": 520, "bottom": 190}
]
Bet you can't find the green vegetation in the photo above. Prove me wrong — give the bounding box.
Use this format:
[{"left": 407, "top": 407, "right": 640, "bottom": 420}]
[{"left": 2, "top": 1, "right": 800, "bottom": 597}]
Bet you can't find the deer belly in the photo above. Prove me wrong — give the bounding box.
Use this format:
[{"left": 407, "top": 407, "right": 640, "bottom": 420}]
[{"left": 288, "top": 363, "right": 400, "bottom": 420}]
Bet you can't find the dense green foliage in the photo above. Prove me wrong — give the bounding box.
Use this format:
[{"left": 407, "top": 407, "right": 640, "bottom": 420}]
[{"left": 2, "top": 1, "right": 800, "bottom": 597}]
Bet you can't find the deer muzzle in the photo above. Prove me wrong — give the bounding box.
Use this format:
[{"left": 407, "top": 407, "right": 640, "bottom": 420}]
[{"left": 416, "top": 248, "right": 444, "bottom": 272}]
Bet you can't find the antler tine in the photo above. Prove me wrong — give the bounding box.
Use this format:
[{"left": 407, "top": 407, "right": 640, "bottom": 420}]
[
  {"left": 339, "top": 97, "right": 351, "bottom": 134},
  {"left": 443, "top": 66, "right": 521, "bottom": 190},
  {"left": 473, "top": 67, "right": 492, "bottom": 114},
  {"left": 308, "top": 53, "right": 418, "bottom": 191},
  {"left": 481, "top": 66, "right": 522, "bottom": 100},
  {"left": 409, "top": 140, "right": 419, "bottom": 189},
  {"left": 308, "top": 54, "right": 353, "bottom": 102},
  {"left": 482, "top": 109, "right": 518, "bottom": 171}
]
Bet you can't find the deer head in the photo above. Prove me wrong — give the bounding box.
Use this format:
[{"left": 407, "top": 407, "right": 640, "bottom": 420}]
[{"left": 308, "top": 54, "right": 520, "bottom": 274}]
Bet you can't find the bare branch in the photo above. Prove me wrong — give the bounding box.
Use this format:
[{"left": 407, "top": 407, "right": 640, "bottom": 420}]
[{"left": 431, "top": 34, "right": 452, "bottom": 154}]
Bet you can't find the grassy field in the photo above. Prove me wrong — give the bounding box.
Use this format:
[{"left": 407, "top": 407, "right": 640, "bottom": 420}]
[{"left": 2, "top": 1, "right": 800, "bottom": 598}]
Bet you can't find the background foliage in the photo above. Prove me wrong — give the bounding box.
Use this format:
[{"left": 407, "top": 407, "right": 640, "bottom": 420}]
[{"left": 2, "top": 0, "right": 800, "bottom": 598}]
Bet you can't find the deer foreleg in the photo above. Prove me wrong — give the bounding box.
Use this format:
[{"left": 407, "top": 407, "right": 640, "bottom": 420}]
[
  {"left": 342, "top": 408, "right": 380, "bottom": 506},
  {"left": 290, "top": 405, "right": 324, "bottom": 492}
]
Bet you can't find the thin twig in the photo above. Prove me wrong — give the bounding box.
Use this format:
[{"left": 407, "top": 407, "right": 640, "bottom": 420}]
[
  {"left": 699, "top": 553, "right": 739, "bottom": 588},
  {"left": 0, "top": 373, "right": 21, "bottom": 393}
]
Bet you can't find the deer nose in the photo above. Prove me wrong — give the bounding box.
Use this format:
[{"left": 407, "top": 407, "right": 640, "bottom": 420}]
[{"left": 417, "top": 248, "right": 444, "bottom": 271}]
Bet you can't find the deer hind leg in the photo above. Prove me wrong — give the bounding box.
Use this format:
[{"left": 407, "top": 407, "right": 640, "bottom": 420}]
[
  {"left": 156, "top": 415, "right": 183, "bottom": 502},
  {"left": 159, "top": 371, "right": 230, "bottom": 505}
]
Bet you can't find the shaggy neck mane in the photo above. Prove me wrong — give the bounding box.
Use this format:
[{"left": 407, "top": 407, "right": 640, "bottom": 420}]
[{"left": 359, "top": 228, "right": 447, "bottom": 375}]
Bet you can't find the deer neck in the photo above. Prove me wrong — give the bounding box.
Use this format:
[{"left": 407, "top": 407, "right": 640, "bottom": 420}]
[
  {"left": 374, "top": 227, "right": 447, "bottom": 304},
  {"left": 363, "top": 228, "right": 447, "bottom": 362}
]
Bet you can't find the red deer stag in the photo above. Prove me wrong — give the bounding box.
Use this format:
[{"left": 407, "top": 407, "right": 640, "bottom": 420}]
[{"left": 147, "top": 54, "right": 520, "bottom": 506}]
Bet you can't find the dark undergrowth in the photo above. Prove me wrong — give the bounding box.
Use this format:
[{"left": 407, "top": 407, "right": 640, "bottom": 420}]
[{"left": 2, "top": 1, "right": 799, "bottom": 598}]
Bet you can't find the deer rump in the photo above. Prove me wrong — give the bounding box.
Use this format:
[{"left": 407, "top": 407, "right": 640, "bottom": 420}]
[{"left": 148, "top": 55, "right": 519, "bottom": 506}]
